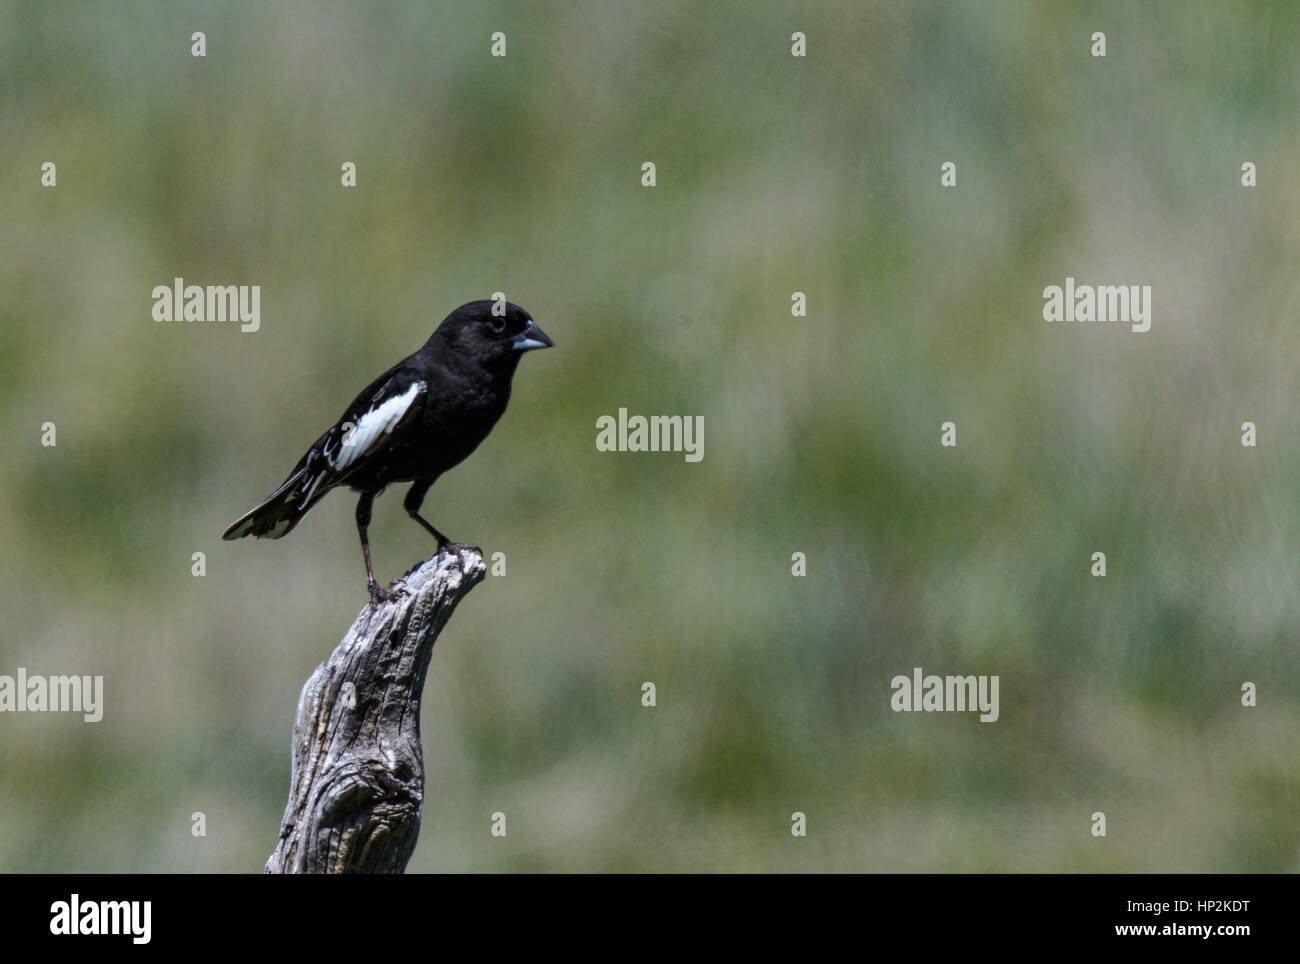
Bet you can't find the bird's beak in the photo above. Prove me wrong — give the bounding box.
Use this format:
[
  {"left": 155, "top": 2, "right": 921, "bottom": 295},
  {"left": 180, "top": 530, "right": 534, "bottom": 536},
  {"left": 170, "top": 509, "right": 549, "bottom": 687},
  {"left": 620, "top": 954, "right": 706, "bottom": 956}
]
[{"left": 512, "top": 319, "right": 554, "bottom": 352}]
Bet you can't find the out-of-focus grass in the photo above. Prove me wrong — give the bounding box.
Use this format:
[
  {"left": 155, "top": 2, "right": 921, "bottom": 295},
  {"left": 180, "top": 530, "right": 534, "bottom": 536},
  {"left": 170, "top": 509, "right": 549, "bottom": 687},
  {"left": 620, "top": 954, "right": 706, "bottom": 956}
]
[{"left": 1, "top": 0, "right": 1297, "bottom": 872}]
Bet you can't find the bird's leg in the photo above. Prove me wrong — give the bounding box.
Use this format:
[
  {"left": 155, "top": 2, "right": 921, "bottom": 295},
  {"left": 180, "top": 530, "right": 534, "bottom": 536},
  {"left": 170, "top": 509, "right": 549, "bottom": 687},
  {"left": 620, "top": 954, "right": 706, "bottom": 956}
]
[
  {"left": 404, "top": 479, "right": 452, "bottom": 550},
  {"left": 356, "top": 491, "right": 401, "bottom": 605}
]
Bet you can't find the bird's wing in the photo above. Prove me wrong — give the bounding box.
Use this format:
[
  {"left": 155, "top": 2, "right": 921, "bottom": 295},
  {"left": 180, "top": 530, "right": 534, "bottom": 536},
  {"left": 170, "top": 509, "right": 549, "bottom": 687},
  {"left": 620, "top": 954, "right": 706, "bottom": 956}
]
[
  {"left": 313, "top": 376, "right": 428, "bottom": 488},
  {"left": 222, "top": 375, "right": 427, "bottom": 541},
  {"left": 265, "top": 374, "right": 428, "bottom": 510}
]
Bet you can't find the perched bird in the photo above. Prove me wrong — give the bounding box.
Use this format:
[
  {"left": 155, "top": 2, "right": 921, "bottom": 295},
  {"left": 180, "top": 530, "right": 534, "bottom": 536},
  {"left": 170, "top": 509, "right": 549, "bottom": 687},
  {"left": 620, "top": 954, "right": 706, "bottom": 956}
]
[{"left": 223, "top": 300, "right": 553, "bottom": 604}]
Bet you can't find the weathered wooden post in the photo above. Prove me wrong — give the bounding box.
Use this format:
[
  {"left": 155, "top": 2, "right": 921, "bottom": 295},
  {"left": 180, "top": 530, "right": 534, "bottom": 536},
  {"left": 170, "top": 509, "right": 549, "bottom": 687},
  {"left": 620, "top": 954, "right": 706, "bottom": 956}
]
[{"left": 266, "top": 545, "right": 485, "bottom": 873}]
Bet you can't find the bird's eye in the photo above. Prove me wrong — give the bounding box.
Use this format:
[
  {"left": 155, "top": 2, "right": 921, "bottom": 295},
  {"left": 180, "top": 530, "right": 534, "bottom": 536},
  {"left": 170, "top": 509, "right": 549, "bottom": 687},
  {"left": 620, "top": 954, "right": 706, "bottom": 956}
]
[{"left": 490, "top": 315, "right": 506, "bottom": 332}]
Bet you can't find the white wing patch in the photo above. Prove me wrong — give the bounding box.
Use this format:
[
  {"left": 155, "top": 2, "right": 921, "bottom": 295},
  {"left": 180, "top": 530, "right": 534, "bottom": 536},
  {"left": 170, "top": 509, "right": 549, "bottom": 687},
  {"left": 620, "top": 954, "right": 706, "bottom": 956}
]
[{"left": 328, "top": 380, "right": 424, "bottom": 473}]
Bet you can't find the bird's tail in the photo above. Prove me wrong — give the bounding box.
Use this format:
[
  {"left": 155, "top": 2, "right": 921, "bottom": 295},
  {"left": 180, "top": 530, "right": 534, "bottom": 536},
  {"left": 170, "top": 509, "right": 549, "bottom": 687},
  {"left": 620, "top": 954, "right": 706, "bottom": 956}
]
[{"left": 222, "top": 464, "right": 331, "bottom": 541}]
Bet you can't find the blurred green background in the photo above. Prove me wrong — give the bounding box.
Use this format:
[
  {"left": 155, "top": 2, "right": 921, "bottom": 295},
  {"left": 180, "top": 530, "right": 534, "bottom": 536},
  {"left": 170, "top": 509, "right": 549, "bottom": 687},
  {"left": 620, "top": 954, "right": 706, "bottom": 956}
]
[{"left": 2, "top": 0, "right": 1298, "bottom": 872}]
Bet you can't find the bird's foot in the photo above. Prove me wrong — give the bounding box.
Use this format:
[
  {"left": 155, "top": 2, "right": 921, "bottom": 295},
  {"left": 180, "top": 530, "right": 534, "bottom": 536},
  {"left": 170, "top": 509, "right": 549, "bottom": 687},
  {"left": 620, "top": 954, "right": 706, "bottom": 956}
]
[
  {"left": 437, "top": 541, "right": 481, "bottom": 555},
  {"left": 436, "top": 541, "right": 482, "bottom": 565},
  {"left": 367, "top": 580, "right": 409, "bottom": 607}
]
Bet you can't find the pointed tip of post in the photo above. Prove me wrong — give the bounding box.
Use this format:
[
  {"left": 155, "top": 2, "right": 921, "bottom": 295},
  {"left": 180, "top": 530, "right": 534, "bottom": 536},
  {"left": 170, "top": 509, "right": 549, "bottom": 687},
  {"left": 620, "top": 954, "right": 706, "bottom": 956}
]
[{"left": 422, "top": 543, "right": 486, "bottom": 585}]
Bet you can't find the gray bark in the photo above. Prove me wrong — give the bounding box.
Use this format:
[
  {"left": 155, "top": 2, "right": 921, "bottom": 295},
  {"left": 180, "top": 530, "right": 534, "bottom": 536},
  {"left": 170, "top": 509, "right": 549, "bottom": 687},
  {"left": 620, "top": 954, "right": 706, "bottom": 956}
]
[{"left": 266, "top": 545, "right": 485, "bottom": 873}]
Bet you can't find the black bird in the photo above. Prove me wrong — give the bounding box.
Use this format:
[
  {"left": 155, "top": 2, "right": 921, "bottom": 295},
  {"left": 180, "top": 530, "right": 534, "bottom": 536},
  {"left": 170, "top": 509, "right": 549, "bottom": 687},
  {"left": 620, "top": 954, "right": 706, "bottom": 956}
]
[{"left": 223, "top": 300, "right": 553, "bottom": 604}]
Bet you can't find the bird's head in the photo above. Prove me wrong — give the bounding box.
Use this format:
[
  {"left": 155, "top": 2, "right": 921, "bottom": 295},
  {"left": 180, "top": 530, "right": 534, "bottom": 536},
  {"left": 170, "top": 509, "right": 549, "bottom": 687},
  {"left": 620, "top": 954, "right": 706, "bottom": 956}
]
[{"left": 432, "top": 300, "right": 554, "bottom": 372}]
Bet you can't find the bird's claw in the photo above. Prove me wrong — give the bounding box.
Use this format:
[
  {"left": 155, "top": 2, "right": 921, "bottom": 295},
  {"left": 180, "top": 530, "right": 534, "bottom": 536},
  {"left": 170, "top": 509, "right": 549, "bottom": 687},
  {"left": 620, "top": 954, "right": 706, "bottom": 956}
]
[
  {"left": 367, "top": 581, "right": 409, "bottom": 607},
  {"left": 438, "top": 541, "right": 480, "bottom": 556}
]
